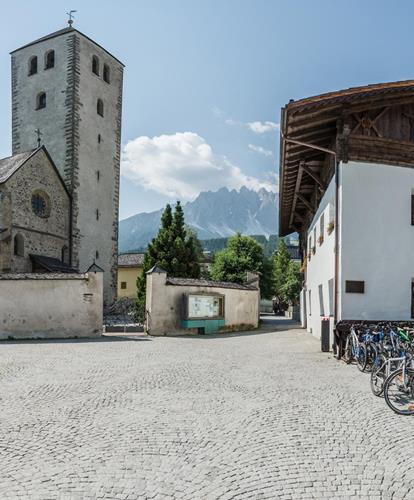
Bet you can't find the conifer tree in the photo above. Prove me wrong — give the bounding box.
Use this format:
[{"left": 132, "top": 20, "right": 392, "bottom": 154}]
[
  {"left": 272, "top": 240, "right": 291, "bottom": 299},
  {"left": 136, "top": 202, "right": 201, "bottom": 320},
  {"left": 272, "top": 240, "right": 301, "bottom": 305}
]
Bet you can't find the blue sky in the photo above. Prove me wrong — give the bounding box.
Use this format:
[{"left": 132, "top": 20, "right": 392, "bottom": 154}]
[{"left": 1, "top": 0, "right": 413, "bottom": 219}]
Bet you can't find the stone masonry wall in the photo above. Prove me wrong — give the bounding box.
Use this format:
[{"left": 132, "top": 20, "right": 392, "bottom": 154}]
[
  {"left": 10, "top": 29, "right": 124, "bottom": 306},
  {"left": 75, "top": 33, "right": 123, "bottom": 307},
  {"left": 0, "top": 149, "right": 70, "bottom": 272}
]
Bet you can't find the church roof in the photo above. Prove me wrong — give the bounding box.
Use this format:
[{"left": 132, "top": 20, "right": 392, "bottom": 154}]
[
  {"left": 10, "top": 26, "right": 124, "bottom": 66},
  {"left": 0, "top": 146, "right": 71, "bottom": 197},
  {"left": 30, "top": 254, "right": 78, "bottom": 273},
  {"left": 0, "top": 149, "right": 38, "bottom": 184}
]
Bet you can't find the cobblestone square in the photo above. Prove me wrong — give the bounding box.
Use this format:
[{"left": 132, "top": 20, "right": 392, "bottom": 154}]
[{"left": 1, "top": 319, "right": 414, "bottom": 499}]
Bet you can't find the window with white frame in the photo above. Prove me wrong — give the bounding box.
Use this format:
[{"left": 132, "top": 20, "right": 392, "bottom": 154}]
[
  {"left": 318, "top": 284, "right": 324, "bottom": 316},
  {"left": 328, "top": 279, "right": 334, "bottom": 316}
]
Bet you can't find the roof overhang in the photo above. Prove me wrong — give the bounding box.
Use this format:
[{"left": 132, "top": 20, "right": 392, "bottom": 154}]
[{"left": 279, "top": 80, "right": 414, "bottom": 236}]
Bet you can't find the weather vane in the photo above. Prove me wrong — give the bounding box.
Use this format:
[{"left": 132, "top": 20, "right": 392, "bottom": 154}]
[
  {"left": 67, "top": 10, "right": 77, "bottom": 27},
  {"left": 34, "top": 128, "right": 42, "bottom": 148}
]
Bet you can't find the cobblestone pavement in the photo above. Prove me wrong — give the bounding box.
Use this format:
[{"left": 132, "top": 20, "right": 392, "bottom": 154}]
[{"left": 1, "top": 318, "right": 414, "bottom": 499}]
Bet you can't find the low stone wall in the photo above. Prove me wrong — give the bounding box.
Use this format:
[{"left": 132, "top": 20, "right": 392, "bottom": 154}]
[
  {"left": 0, "top": 272, "right": 103, "bottom": 339},
  {"left": 146, "top": 269, "right": 260, "bottom": 336}
]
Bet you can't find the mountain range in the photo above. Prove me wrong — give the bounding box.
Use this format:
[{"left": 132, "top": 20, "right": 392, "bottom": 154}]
[{"left": 119, "top": 187, "right": 278, "bottom": 252}]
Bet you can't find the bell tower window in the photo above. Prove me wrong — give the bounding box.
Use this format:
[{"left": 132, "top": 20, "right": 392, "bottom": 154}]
[
  {"left": 28, "top": 56, "right": 38, "bottom": 76},
  {"left": 97, "top": 99, "right": 104, "bottom": 117},
  {"left": 92, "top": 55, "right": 100, "bottom": 76},
  {"left": 103, "top": 64, "right": 110, "bottom": 83},
  {"left": 45, "top": 50, "right": 55, "bottom": 69},
  {"left": 36, "top": 92, "right": 46, "bottom": 110}
]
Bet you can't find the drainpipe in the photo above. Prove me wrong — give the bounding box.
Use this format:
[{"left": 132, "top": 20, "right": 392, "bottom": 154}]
[{"left": 281, "top": 133, "right": 339, "bottom": 332}]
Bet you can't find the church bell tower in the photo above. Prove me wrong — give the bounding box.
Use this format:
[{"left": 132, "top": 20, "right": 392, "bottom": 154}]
[{"left": 10, "top": 22, "right": 124, "bottom": 306}]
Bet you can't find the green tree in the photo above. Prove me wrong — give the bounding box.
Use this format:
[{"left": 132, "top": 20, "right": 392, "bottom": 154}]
[
  {"left": 272, "top": 240, "right": 291, "bottom": 299},
  {"left": 272, "top": 240, "right": 302, "bottom": 305},
  {"left": 210, "top": 232, "right": 264, "bottom": 285},
  {"left": 259, "top": 256, "right": 274, "bottom": 300},
  {"left": 135, "top": 202, "right": 201, "bottom": 321},
  {"left": 280, "top": 261, "right": 302, "bottom": 305}
]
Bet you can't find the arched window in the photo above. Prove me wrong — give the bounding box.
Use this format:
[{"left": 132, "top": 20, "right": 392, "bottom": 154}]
[
  {"left": 97, "top": 98, "right": 104, "bottom": 117},
  {"left": 14, "top": 234, "right": 24, "bottom": 257},
  {"left": 45, "top": 50, "right": 55, "bottom": 69},
  {"left": 92, "top": 55, "right": 100, "bottom": 76},
  {"left": 61, "top": 245, "right": 69, "bottom": 264},
  {"left": 103, "top": 64, "right": 110, "bottom": 83},
  {"left": 28, "top": 56, "right": 38, "bottom": 76},
  {"left": 36, "top": 92, "right": 47, "bottom": 110}
]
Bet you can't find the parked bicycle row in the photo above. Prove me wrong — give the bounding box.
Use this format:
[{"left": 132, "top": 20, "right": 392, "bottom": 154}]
[{"left": 336, "top": 322, "right": 414, "bottom": 415}]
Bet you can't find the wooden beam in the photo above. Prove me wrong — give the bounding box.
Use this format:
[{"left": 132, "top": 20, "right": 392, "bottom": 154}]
[
  {"left": 302, "top": 164, "right": 325, "bottom": 188},
  {"left": 293, "top": 211, "right": 305, "bottom": 222},
  {"left": 288, "top": 163, "right": 304, "bottom": 229},
  {"left": 296, "top": 192, "right": 315, "bottom": 213}
]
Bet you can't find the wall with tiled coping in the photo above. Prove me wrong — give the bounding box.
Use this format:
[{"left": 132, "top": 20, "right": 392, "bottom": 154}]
[{"left": 0, "top": 272, "right": 103, "bottom": 339}]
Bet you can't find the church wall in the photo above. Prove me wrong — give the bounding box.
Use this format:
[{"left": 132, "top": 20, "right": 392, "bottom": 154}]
[
  {"left": 11, "top": 33, "right": 71, "bottom": 181},
  {"left": 6, "top": 149, "right": 70, "bottom": 272},
  {"left": 0, "top": 187, "right": 12, "bottom": 272},
  {"left": 11, "top": 30, "right": 123, "bottom": 307},
  {"left": 74, "top": 33, "right": 123, "bottom": 307}
]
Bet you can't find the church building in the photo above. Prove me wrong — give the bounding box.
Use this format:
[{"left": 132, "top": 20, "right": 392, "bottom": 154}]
[
  {"left": 0, "top": 146, "right": 71, "bottom": 273},
  {"left": 6, "top": 23, "right": 124, "bottom": 306}
]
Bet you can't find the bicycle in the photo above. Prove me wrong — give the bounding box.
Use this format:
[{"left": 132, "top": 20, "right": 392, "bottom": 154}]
[
  {"left": 383, "top": 353, "right": 414, "bottom": 415},
  {"left": 343, "top": 324, "right": 367, "bottom": 372}
]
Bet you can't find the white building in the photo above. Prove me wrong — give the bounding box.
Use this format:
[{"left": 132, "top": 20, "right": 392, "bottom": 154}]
[{"left": 278, "top": 81, "right": 414, "bottom": 348}]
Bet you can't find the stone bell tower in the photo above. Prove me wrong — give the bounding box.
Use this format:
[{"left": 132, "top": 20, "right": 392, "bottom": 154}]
[{"left": 10, "top": 22, "right": 124, "bottom": 306}]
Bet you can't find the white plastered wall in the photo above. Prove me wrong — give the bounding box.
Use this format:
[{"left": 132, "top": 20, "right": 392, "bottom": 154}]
[
  {"left": 0, "top": 272, "right": 103, "bottom": 339},
  {"left": 340, "top": 161, "right": 414, "bottom": 321},
  {"left": 304, "top": 177, "right": 336, "bottom": 340}
]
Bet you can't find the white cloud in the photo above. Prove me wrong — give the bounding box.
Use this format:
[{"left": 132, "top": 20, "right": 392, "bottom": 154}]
[
  {"left": 121, "top": 132, "right": 276, "bottom": 199},
  {"left": 212, "top": 106, "right": 224, "bottom": 118},
  {"left": 225, "top": 118, "right": 241, "bottom": 126},
  {"left": 248, "top": 144, "right": 274, "bottom": 158},
  {"left": 247, "top": 121, "right": 280, "bottom": 134}
]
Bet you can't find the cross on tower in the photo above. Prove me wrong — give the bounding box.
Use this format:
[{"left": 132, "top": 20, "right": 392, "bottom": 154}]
[
  {"left": 34, "top": 128, "right": 42, "bottom": 148},
  {"left": 66, "top": 10, "right": 77, "bottom": 27}
]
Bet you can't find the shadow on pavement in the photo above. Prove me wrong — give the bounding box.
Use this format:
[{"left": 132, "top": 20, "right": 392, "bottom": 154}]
[
  {"left": 1, "top": 334, "right": 151, "bottom": 345},
  {"left": 170, "top": 316, "right": 301, "bottom": 339}
]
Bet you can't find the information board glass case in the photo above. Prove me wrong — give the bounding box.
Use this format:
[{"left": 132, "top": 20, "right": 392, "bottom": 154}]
[{"left": 185, "top": 294, "right": 224, "bottom": 319}]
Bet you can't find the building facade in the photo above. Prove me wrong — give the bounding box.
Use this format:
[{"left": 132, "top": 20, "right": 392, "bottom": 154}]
[
  {"left": 117, "top": 252, "right": 145, "bottom": 298},
  {"left": 278, "top": 81, "right": 414, "bottom": 345},
  {"left": 10, "top": 26, "right": 124, "bottom": 305},
  {"left": 0, "top": 147, "right": 70, "bottom": 273}
]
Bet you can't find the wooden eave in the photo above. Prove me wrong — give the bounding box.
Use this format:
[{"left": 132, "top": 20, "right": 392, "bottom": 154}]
[{"left": 279, "top": 80, "right": 414, "bottom": 237}]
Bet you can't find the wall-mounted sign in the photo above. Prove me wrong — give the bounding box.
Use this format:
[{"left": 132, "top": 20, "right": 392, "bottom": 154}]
[{"left": 187, "top": 294, "right": 224, "bottom": 319}]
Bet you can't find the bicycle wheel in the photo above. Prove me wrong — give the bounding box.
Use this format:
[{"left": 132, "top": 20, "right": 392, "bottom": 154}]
[
  {"left": 384, "top": 368, "right": 414, "bottom": 415},
  {"left": 356, "top": 344, "right": 367, "bottom": 372},
  {"left": 343, "top": 335, "right": 352, "bottom": 364},
  {"left": 365, "top": 342, "right": 377, "bottom": 372},
  {"left": 370, "top": 354, "right": 387, "bottom": 396}
]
